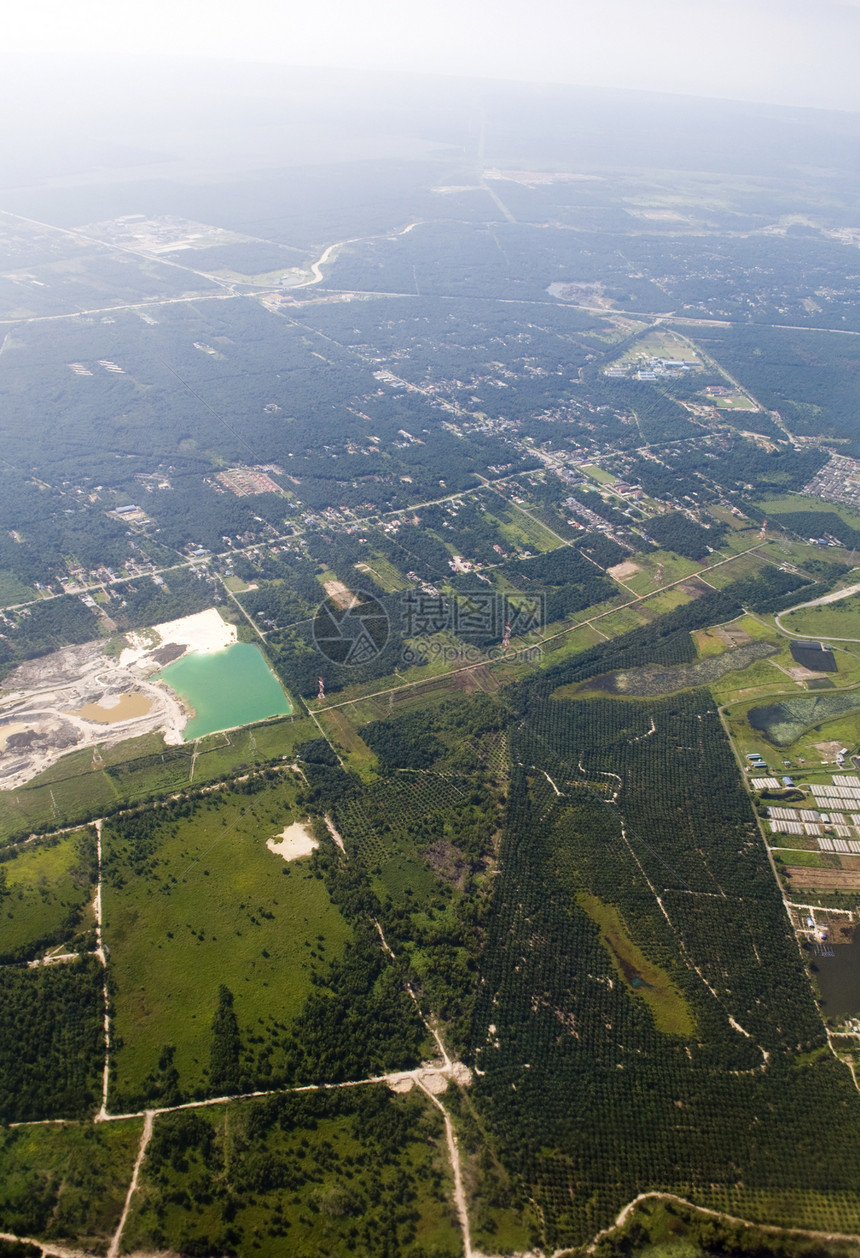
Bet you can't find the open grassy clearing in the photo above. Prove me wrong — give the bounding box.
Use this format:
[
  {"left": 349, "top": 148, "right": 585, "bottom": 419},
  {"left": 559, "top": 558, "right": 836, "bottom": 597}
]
[
  {"left": 555, "top": 639, "right": 780, "bottom": 703},
  {"left": 711, "top": 659, "right": 800, "bottom": 709},
  {"left": 615, "top": 327, "right": 701, "bottom": 364},
  {"left": 587, "top": 604, "right": 648, "bottom": 637},
  {"left": 782, "top": 593, "right": 860, "bottom": 641},
  {"left": 621, "top": 549, "right": 704, "bottom": 595},
  {"left": 558, "top": 592, "right": 635, "bottom": 631},
  {"left": 722, "top": 687, "right": 860, "bottom": 769},
  {"left": 223, "top": 574, "right": 257, "bottom": 593},
  {"left": 308, "top": 630, "right": 486, "bottom": 713},
  {"left": 313, "top": 706, "right": 378, "bottom": 778},
  {"left": 701, "top": 548, "right": 772, "bottom": 588},
  {"left": 493, "top": 498, "right": 567, "bottom": 551},
  {"left": 354, "top": 553, "right": 410, "bottom": 592},
  {"left": 693, "top": 626, "right": 736, "bottom": 658},
  {"left": 103, "top": 780, "right": 352, "bottom": 1106},
  {"left": 508, "top": 623, "right": 604, "bottom": 671},
  {"left": 763, "top": 537, "right": 857, "bottom": 572},
  {"left": 0, "top": 828, "right": 95, "bottom": 960},
  {"left": 0, "top": 1119, "right": 142, "bottom": 1250},
  {"left": 578, "top": 892, "right": 696, "bottom": 1036},
  {"left": 764, "top": 833, "right": 818, "bottom": 853},
  {"left": 123, "top": 1089, "right": 461, "bottom": 1258},
  {"left": 636, "top": 585, "right": 698, "bottom": 617},
  {"left": 709, "top": 525, "right": 762, "bottom": 555},
  {"left": 0, "top": 569, "right": 37, "bottom": 607},
  {"left": 713, "top": 392, "right": 757, "bottom": 409},
  {"left": 757, "top": 493, "right": 860, "bottom": 533},
  {"left": 582, "top": 464, "right": 617, "bottom": 484},
  {"left": 773, "top": 849, "right": 826, "bottom": 869}
]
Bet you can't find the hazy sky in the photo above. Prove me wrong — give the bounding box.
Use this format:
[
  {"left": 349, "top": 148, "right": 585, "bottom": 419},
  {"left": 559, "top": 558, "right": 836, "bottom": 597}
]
[{"left": 8, "top": 0, "right": 860, "bottom": 112}]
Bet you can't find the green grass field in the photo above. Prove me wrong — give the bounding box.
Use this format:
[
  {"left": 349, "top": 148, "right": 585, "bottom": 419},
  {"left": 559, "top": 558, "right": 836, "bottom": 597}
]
[
  {"left": 582, "top": 464, "right": 617, "bottom": 485},
  {"left": 721, "top": 682, "right": 860, "bottom": 769},
  {"left": 616, "top": 328, "right": 701, "bottom": 364},
  {"left": 713, "top": 393, "right": 757, "bottom": 410},
  {"left": 0, "top": 828, "right": 95, "bottom": 960},
  {"left": 757, "top": 493, "right": 860, "bottom": 533},
  {"left": 495, "top": 499, "right": 567, "bottom": 551},
  {"left": 313, "top": 706, "right": 378, "bottom": 778},
  {"left": 582, "top": 605, "right": 647, "bottom": 639},
  {"left": 621, "top": 549, "right": 702, "bottom": 595},
  {"left": 782, "top": 594, "right": 860, "bottom": 641},
  {"left": 0, "top": 569, "right": 37, "bottom": 607},
  {"left": 703, "top": 549, "right": 771, "bottom": 587},
  {"left": 354, "top": 553, "right": 410, "bottom": 592},
  {"left": 637, "top": 585, "right": 696, "bottom": 617},
  {"left": 578, "top": 892, "right": 696, "bottom": 1036},
  {"left": 103, "top": 781, "right": 352, "bottom": 1105}
]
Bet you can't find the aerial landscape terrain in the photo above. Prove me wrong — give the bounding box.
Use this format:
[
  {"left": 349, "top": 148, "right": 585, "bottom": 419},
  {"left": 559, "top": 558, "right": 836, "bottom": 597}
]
[{"left": 6, "top": 51, "right": 860, "bottom": 1258}]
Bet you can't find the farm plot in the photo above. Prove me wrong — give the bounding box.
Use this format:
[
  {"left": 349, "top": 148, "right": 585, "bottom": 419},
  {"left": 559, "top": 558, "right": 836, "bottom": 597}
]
[
  {"left": 782, "top": 864, "right": 860, "bottom": 892},
  {"left": 0, "top": 717, "right": 315, "bottom": 844}
]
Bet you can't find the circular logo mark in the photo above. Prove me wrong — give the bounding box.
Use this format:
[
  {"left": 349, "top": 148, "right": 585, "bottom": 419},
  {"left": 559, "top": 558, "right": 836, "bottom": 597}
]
[{"left": 312, "top": 591, "right": 389, "bottom": 666}]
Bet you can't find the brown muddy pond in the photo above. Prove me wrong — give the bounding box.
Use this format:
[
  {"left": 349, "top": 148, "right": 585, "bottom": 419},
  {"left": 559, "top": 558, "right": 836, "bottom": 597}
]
[{"left": 74, "top": 693, "right": 154, "bottom": 724}]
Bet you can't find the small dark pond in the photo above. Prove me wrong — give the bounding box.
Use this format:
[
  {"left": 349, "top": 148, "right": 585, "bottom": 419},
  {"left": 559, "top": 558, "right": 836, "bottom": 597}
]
[{"left": 814, "top": 937, "right": 860, "bottom": 1019}]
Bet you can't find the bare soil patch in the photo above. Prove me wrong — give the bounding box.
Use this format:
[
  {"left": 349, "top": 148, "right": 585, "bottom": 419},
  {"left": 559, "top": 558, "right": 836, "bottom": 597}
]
[
  {"left": 423, "top": 838, "right": 469, "bottom": 889},
  {"left": 815, "top": 740, "right": 845, "bottom": 761},
  {"left": 266, "top": 821, "right": 318, "bottom": 862},
  {"left": 608, "top": 560, "right": 641, "bottom": 581},
  {"left": 784, "top": 866, "right": 860, "bottom": 890},
  {"left": 677, "top": 578, "right": 713, "bottom": 598},
  {"left": 323, "top": 580, "right": 355, "bottom": 610},
  {"left": 714, "top": 624, "right": 752, "bottom": 647},
  {"left": 784, "top": 665, "right": 826, "bottom": 681}
]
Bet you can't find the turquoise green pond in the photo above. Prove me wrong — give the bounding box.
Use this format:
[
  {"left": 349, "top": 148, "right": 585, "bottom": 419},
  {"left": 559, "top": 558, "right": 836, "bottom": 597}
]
[{"left": 158, "top": 642, "right": 292, "bottom": 740}]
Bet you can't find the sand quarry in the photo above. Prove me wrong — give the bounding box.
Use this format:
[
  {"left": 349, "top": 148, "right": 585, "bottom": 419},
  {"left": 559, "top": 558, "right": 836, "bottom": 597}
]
[{"left": 0, "top": 609, "right": 236, "bottom": 791}]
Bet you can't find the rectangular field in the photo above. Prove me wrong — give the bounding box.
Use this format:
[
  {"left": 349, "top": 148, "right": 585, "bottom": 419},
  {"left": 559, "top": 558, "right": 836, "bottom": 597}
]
[{"left": 103, "top": 780, "right": 353, "bottom": 1106}]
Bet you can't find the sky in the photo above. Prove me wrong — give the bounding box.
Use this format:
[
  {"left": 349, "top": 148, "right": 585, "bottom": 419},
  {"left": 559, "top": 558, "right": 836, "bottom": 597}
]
[{"left": 6, "top": 0, "right": 860, "bottom": 112}]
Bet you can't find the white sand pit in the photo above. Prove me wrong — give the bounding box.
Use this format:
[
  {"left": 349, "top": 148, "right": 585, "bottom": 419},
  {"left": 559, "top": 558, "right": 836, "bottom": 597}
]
[
  {"left": 267, "top": 821, "right": 318, "bottom": 862},
  {"left": 120, "top": 608, "right": 236, "bottom": 666}
]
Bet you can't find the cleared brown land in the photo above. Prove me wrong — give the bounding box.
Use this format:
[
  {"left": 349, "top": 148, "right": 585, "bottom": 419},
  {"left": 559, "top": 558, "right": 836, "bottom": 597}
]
[
  {"left": 607, "top": 560, "right": 641, "bottom": 581},
  {"left": 784, "top": 865, "right": 860, "bottom": 890},
  {"left": 322, "top": 580, "right": 355, "bottom": 609}
]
